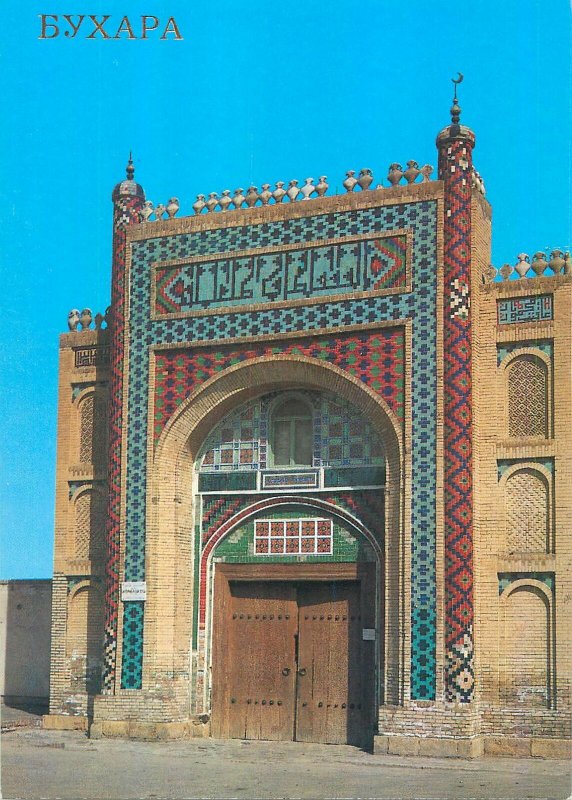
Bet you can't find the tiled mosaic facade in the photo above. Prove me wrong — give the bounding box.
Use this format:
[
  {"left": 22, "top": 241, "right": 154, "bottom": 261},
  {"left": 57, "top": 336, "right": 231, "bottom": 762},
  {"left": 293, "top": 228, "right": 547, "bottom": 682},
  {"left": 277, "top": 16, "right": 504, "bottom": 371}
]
[
  {"left": 497, "top": 340, "right": 553, "bottom": 366},
  {"left": 119, "top": 198, "right": 438, "bottom": 696},
  {"left": 497, "top": 457, "right": 554, "bottom": 479},
  {"left": 438, "top": 129, "right": 475, "bottom": 702},
  {"left": 154, "top": 332, "right": 405, "bottom": 444},
  {"left": 498, "top": 572, "right": 554, "bottom": 594},
  {"left": 120, "top": 601, "right": 145, "bottom": 690},
  {"left": 197, "top": 491, "right": 384, "bottom": 632}
]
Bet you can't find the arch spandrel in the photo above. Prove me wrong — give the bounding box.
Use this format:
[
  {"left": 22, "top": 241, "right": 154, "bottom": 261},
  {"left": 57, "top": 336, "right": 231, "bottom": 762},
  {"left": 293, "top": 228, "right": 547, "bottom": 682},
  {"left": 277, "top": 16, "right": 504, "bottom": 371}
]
[{"left": 154, "top": 355, "right": 403, "bottom": 477}]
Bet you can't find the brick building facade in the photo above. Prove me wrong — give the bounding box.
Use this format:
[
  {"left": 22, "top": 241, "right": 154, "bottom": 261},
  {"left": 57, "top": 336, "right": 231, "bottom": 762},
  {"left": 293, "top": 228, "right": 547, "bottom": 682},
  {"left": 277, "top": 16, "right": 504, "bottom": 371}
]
[{"left": 44, "top": 102, "right": 572, "bottom": 757}]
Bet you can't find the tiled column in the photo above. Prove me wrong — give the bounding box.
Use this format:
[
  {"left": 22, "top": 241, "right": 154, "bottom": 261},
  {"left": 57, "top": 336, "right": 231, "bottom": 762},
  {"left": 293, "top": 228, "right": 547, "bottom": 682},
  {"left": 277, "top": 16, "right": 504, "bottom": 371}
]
[
  {"left": 101, "top": 163, "right": 144, "bottom": 692},
  {"left": 437, "top": 118, "right": 476, "bottom": 702}
]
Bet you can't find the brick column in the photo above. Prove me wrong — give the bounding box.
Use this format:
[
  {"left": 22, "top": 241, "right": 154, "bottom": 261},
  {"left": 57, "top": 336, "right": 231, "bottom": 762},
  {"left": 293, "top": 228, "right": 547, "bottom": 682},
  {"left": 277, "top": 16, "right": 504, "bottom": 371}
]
[
  {"left": 101, "top": 160, "right": 144, "bottom": 693},
  {"left": 437, "top": 109, "right": 476, "bottom": 703}
]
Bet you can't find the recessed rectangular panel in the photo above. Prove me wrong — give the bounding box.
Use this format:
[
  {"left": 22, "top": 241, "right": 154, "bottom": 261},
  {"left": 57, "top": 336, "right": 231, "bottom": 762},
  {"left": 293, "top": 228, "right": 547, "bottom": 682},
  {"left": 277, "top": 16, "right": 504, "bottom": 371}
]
[
  {"left": 153, "top": 232, "right": 409, "bottom": 318},
  {"left": 497, "top": 295, "right": 553, "bottom": 324},
  {"left": 261, "top": 471, "right": 319, "bottom": 490}
]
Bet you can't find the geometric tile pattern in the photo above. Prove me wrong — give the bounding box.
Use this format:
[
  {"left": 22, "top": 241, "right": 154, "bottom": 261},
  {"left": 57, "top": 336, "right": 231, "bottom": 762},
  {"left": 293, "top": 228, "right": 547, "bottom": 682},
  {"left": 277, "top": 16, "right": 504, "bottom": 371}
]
[
  {"left": 497, "top": 295, "right": 553, "bottom": 325},
  {"left": 154, "top": 233, "right": 407, "bottom": 316},
  {"left": 253, "top": 518, "right": 333, "bottom": 555},
  {"left": 439, "top": 134, "right": 476, "bottom": 703},
  {"left": 200, "top": 402, "right": 261, "bottom": 471},
  {"left": 119, "top": 601, "right": 145, "bottom": 689},
  {"left": 198, "top": 391, "right": 386, "bottom": 472},
  {"left": 221, "top": 514, "right": 368, "bottom": 562},
  {"left": 449, "top": 277, "right": 470, "bottom": 319},
  {"left": 317, "top": 395, "right": 386, "bottom": 467},
  {"left": 369, "top": 235, "right": 407, "bottom": 290},
  {"left": 154, "top": 330, "right": 405, "bottom": 445},
  {"left": 103, "top": 191, "right": 145, "bottom": 693},
  {"left": 201, "top": 489, "right": 385, "bottom": 551},
  {"left": 119, "top": 198, "right": 438, "bottom": 698}
]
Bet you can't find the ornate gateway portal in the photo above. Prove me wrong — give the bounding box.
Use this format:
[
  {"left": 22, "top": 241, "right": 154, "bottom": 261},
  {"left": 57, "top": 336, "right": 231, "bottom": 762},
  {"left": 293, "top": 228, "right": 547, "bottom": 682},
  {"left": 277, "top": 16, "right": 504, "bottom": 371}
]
[
  {"left": 46, "top": 100, "right": 572, "bottom": 757},
  {"left": 196, "top": 392, "right": 383, "bottom": 744}
]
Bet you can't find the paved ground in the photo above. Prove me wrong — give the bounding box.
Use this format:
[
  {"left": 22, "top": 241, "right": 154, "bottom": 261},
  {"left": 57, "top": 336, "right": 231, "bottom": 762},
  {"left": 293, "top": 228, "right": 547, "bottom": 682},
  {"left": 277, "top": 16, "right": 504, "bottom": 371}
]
[{"left": 1, "top": 706, "right": 571, "bottom": 800}]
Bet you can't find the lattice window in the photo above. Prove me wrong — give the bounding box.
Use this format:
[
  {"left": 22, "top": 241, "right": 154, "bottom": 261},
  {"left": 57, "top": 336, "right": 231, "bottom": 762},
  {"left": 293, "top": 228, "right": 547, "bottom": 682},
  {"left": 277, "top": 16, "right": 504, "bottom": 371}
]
[
  {"left": 93, "top": 397, "right": 108, "bottom": 469},
  {"left": 507, "top": 356, "right": 548, "bottom": 438},
  {"left": 271, "top": 398, "right": 313, "bottom": 467},
  {"left": 254, "top": 518, "right": 333, "bottom": 555},
  {"left": 199, "top": 391, "right": 385, "bottom": 473},
  {"left": 79, "top": 396, "right": 94, "bottom": 462},
  {"left": 75, "top": 493, "right": 91, "bottom": 558},
  {"left": 505, "top": 470, "right": 549, "bottom": 553},
  {"left": 74, "top": 490, "right": 106, "bottom": 561},
  {"left": 79, "top": 394, "right": 108, "bottom": 466}
]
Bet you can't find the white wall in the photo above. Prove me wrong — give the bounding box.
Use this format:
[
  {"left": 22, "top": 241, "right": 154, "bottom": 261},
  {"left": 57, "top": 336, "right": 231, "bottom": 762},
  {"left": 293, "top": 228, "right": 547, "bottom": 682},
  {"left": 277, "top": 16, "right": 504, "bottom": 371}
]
[{"left": 0, "top": 580, "right": 52, "bottom": 700}]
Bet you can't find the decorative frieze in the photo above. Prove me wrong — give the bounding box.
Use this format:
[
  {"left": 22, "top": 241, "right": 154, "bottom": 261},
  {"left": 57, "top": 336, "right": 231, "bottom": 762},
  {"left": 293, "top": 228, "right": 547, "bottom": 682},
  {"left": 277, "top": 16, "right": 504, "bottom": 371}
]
[{"left": 497, "top": 295, "right": 553, "bottom": 325}]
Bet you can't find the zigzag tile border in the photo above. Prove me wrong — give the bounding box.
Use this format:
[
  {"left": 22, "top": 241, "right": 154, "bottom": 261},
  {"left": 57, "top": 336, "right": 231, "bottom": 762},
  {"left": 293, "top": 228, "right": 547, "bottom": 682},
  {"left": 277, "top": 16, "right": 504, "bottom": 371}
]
[{"left": 439, "top": 132, "right": 475, "bottom": 702}]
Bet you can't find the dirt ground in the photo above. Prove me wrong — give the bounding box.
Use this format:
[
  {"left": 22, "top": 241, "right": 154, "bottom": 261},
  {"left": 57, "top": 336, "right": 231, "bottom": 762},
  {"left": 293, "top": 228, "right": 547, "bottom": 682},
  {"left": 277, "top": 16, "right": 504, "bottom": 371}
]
[{"left": 1, "top": 704, "right": 571, "bottom": 800}]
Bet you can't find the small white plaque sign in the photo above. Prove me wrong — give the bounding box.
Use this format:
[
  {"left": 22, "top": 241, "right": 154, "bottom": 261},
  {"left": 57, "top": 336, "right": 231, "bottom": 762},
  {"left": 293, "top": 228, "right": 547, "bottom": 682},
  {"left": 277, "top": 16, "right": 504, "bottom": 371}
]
[
  {"left": 362, "top": 628, "right": 376, "bottom": 641},
  {"left": 121, "top": 581, "right": 147, "bottom": 601}
]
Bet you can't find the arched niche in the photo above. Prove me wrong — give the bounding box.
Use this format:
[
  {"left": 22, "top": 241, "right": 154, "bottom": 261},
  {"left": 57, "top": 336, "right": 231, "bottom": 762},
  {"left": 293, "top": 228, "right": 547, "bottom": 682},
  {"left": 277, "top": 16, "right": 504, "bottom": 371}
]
[
  {"left": 143, "top": 355, "right": 405, "bottom": 707},
  {"left": 499, "top": 579, "right": 553, "bottom": 709},
  {"left": 67, "top": 581, "right": 105, "bottom": 693},
  {"left": 500, "top": 465, "right": 552, "bottom": 554}
]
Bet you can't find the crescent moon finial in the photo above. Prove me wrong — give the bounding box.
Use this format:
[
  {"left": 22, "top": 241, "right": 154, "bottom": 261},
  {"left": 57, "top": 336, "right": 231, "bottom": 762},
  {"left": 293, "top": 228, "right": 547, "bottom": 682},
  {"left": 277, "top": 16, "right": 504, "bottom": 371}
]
[{"left": 449, "top": 73, "right": 463, "bottom": 125}]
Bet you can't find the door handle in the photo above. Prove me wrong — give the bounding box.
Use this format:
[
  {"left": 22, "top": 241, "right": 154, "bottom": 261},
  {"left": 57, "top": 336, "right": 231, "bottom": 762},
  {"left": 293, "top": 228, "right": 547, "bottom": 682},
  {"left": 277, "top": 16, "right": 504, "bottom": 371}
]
[
  {"left": 297, "top": 668, "right": 306, "bottom": 677},
  {"left": 282, "top": 667, "right": 291, "bottom": 676}
]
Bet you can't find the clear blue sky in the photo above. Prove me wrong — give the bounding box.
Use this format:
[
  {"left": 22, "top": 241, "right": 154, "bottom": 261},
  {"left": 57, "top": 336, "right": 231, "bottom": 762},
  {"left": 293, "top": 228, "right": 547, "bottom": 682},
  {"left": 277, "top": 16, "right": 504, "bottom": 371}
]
[{"left": 0, "top": 1, "right": 569, "bottom": 578}]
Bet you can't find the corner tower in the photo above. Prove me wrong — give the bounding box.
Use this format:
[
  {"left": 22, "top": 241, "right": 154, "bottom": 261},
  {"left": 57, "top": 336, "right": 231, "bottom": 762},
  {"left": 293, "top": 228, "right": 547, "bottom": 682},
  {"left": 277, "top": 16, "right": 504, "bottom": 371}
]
[
  {"left": 436, "top": 77, "right": 476, "bottom": 703},
  {"left": 102, "top": 159, "right": 145, "bottom": 692}
]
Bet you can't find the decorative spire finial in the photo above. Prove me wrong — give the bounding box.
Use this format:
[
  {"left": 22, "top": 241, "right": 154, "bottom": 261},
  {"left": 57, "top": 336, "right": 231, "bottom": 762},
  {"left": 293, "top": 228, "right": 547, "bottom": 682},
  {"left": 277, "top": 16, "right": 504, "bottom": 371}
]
[
  {"left": 126, "top": 151, "right": 135, "bottom": 181},
  {"left": 450, "top": 72, "right": 463, "bottom": 125}
]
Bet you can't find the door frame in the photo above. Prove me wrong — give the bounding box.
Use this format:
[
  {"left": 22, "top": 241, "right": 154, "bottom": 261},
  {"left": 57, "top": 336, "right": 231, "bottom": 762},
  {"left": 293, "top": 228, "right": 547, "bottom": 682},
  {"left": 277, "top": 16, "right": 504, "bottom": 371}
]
[{"left": 210, "top": 562, "right": 378, "bottom": 742}]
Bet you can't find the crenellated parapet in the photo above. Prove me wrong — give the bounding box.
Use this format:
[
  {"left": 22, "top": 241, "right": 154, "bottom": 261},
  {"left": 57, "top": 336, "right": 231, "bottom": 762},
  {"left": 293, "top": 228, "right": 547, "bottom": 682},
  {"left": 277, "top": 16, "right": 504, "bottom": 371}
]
[
  {"left": 67, "top": 308, "right": 111, "bottom": 332},
  {"left": 483, "top": 250, "right": 571, "bottom": 282},
  {"left": 140, "top": 162, "right": 437, "bottom": 221}
]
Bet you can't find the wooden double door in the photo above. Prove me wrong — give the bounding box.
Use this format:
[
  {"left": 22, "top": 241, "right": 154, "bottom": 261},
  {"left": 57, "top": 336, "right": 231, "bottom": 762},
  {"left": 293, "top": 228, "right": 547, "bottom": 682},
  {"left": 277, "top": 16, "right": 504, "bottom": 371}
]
[{"left": 211, "top": 564, "right": 376, "bottom": 746}]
